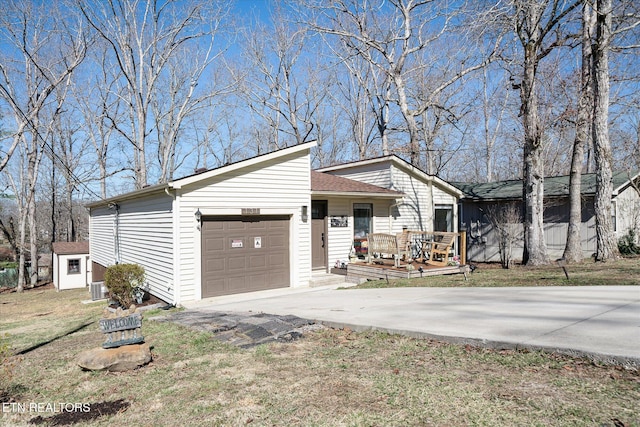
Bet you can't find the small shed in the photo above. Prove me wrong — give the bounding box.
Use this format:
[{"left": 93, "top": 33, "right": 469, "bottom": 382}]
[
  {"left": 454, "top": 171, "right": 640, "bottom": 262},
  {"left": 52, "top": 241, "right": 91, "bottom": 290}
]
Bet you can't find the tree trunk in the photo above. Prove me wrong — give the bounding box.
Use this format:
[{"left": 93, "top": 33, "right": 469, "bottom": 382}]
[
  {"left": 16, "top": 210, "right": 27, "bottom": 293},
  {"left": 564, "top": 2, "right": 595, "bottom": 263},
  {"left": 592, "top": 0, "right": 619, "bottom": 261},
  {"left": 394, "top": 73, "right": 421, "bottom": 165},
  {"left": 521, "top": 41, "right": 549, "bottom": 265},
  {"left": 28, "top": 187, "right": 38, "bottom": 288}
]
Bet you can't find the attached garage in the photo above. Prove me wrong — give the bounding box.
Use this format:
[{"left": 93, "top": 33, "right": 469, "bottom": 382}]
[
  {"left": 201, "top": 215, "right": 290, "bottom": 298},
  {"left": 88, "top": 143, "right": 314, "bottom": 305}
]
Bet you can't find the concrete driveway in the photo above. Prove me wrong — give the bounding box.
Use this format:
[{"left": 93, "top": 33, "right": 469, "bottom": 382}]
[{"left": 183, "top": 285, "right": 640, "bottom": 365}]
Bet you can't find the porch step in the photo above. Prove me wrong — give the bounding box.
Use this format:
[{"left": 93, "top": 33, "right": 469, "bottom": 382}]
[
  {"left": 310, "top": 272, "right": 347, "bottom": 288},
  {"left": 346, "top": 263, "right": 470, "bottom": 283}
]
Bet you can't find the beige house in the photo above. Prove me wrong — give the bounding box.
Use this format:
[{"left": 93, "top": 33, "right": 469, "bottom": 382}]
[
  {"left": 313, "top": 156, "right": 463, "bottom": 269},
  {"left": 88, "top": 145, "right": 462, "bottom": 304}
]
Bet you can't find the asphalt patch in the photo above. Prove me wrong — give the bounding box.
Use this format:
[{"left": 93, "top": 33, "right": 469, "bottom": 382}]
[{"left": 151, "top": 310, "right": 320, "bottom": 348}]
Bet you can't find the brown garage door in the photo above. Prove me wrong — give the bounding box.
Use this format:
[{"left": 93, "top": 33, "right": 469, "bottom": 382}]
[{"left": 201, "top": 216, "right": 290, "bottom": 298}]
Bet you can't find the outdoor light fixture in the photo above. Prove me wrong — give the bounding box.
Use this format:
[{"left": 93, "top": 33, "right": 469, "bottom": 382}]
[
  {"left": 195, "top": 208, "right": 202, "bottom": 230},
  {"left": 301, "top": 205, "right": 308, "bottom": 222}
]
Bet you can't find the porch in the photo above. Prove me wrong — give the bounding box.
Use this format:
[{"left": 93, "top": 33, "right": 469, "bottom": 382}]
[
  {"left": 345, "top": 231, "right": 470, "bottom": 283},
  {"left": 345, "top": 261, "right": 470, "bottom": 283}
]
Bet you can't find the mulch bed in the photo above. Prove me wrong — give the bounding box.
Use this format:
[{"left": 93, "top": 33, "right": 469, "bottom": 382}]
[
  {"left": 28, "top": 399, "right": 130, "bottom": 426},
  {"left": 107, "top": 292, "right": 168, "bottom": 311}
]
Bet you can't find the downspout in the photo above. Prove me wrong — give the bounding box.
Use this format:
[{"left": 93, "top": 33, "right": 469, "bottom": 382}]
[
  {"left": 165, "top": 185, "right": 179, "bottom": 305},
  {"left": 109, "top": 202, "right": 120, "bottom": 264},
  {"left": 388, "top": 164, "right": 402, "bottom": 232}
]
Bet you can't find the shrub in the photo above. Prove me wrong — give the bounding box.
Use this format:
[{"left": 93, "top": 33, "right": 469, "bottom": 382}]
[
  {"left": 618, "top": 229, "right": 640, "bottom": 255},
  {"left": 104, "top": 263, "right": 145, "bottom": 308}
]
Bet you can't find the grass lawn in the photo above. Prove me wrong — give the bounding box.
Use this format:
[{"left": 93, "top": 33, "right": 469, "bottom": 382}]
[
  {"left": 1, "top": 259, "right": 639, "bottom": 426},
  {"left": 352, "top": 256, "right": 640, "bottom": 288}
]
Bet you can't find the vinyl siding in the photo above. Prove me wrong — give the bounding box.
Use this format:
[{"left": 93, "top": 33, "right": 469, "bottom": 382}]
[
  {"left": 615, "top": 185, "right": 640, "bottom": 239},
  {"left": 89, "top": 194, "right": 175, "bottom": 303},
  {"left": 176, "top": 151, "right": 312, "bottom": 303},
  {"left": 325, "top": 198, "right": 395, "bottom": 263},
  {"left": 89, "top": 206, "right": 114, "bottom": 268},
  {"left": 325, "top": 162, "right": 459, "bottom": 235},
  {"left": 327, "top": 162, "right": 393, "bottom": 188}
]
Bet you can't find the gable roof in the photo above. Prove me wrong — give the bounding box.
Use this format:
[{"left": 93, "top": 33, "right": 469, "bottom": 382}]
[
  {"left": 52, "top": 241, "right": 90, "bottom": 255},
  {"left": 88, "top": 142, "right": 316, "bottom": 208},
  {"left": 453, "top": 171, "right": 638, "bottom": 201},
  {"left": 311, "top": 171, "right": 403, "bottom": 197},
  {"left": 316, "top": 155, "right": 463, "bottom": 197}
]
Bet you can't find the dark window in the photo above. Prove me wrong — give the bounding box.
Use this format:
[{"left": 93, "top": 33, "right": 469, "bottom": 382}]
[
  {"left": 312, "top": 200, "right": 327, "bottom": 219},
  {"left": 354, "top": 203, "right": 373, "bottom": 238},
  {"left": 68, "top": 259, "right": 81, "bottom": 274},
  {"left": 434, "top": 205, "right": 453, "bottom": 232}
]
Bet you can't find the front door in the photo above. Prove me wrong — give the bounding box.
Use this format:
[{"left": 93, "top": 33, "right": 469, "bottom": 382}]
[{"left": 312, "top": 201, "right": 327, "bottom": 269}]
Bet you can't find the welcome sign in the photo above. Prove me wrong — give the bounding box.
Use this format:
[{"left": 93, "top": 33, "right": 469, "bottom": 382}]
[{"left": 99, "top": 312, "right": 144, "bottom": 349}]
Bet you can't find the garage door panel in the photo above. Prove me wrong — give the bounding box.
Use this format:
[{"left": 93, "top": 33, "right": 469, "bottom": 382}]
[
  {"left": 269, "top": 235, "right": 287, "bottom": 248},
  {"left": 227, "top": 256, "right": 246, "bottom": 270},
  {"left": 206, "top": 258, "right": 225, "bottom": 270},
  {"left": 204, "top": 237, "right": 225, "bottom": 252},
  {"left": 269, "top": 252, "right": 287, "bottom": 264},
  {"left": 201, "top": 216, "right": 290, "bottom": 298},
  {"left": 249, "top": 255, "right": 267, "bottom": 268}
]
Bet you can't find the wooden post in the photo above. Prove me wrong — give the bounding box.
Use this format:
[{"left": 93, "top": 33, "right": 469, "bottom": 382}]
[{"left": 460, "top": 231, "right": 467, "bottom": 266}]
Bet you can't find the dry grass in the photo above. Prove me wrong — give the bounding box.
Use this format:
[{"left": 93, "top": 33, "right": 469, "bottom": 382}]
[
  {"left": 1, "top": 282, "right": 639, "bottom": 426},
  {"left": 353, "top": 256, "right": 640, "bottom": 289}
]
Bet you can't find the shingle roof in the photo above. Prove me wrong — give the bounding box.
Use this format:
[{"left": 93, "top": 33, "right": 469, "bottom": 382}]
[
  {"left": 52, "top": 241, "right": 89, "bottom": 255},
  {"left": 453, "top": 171, "right": 636, "bottom": 200},
  {"left": 311, "top": 171, "right": 403, "bottom": 196}
]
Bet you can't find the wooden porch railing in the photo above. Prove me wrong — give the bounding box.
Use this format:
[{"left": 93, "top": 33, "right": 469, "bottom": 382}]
[{"left": 402, "top": 230, "right": 467, "bottom": 266}]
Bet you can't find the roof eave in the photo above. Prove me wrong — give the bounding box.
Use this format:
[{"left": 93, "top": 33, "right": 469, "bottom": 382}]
[
  {"left": 316, "top": 155, "right": 463, "bottom": 198},
  {"left": 86, "top": 183, "right": 172, "bottom": 209},
  {"left": 173, "top": 141, "right": 316, "bottom": 189},
  {"left": 311, "top": 190, "right": 403, "bottom": 199}
]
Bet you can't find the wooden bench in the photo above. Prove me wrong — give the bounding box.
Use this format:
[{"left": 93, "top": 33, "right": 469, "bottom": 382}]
[
  {"left": 427, "top": 234, "right": 455, "bottom": 266},
  {"left": 367, "top": 233, "right": 411, "bottom": 267}
]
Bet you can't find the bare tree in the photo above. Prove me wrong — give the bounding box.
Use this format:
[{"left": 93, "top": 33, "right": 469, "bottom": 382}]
[
  {"left": 0, "top": 0, "right": 87, "bottom": 291},
  {"left": 73, "top": 53, "right": 127, "bottom": 199},
  {"left": 564, "top": 2, "right": 596, "bottom": 263},
  {"left": 591, "top": 0, "right": 640, "bottom": 260},
  {"left": 329, "top": 53, "right": 390, "bottom": 159},
  {"left": 482, "top": 68, "right": 511, "bottom": 182},
  {"left": 485, "top": 202, "right": 523, "bottom": 268},
  {"left": 511, "top": 0, "right": 580, "bottom": 265},
  {"left": 592, "top": 0, "right": 617, "bottom": 260},
  {"left": 237, "top": 9, "right": 323, "bottom": 151},
  {"left": 80, "top": 0, "right": 231, "bottom": 188},
  {"left": 304, "top": 0, "right": 500, "bottom": 166}
]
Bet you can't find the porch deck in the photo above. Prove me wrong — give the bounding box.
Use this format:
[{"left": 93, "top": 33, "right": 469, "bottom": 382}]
[{"left": 345, "top": 259, "right": 470, "bottom": 283}]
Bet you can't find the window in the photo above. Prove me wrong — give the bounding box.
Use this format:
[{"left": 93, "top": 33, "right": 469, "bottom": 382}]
[
  {"left": 353, "top": 203, "right": 373, "bottom": 239},
  {"left": 312, "top": 200, "right": 327, "bottom": 220},
  {"left": 68, "top": 258, "right": 81, "bottom": 275},
  {"left": 434, "top": 205, "right": 453, "bottom": 232}
]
